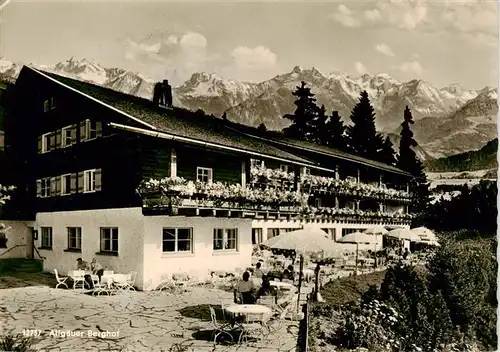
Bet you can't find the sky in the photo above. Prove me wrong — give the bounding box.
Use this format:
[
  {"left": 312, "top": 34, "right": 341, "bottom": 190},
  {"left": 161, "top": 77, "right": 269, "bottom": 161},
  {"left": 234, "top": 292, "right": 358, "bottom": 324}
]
[{"left": 0, "top": 0, "right": 498, "bottom": 89}]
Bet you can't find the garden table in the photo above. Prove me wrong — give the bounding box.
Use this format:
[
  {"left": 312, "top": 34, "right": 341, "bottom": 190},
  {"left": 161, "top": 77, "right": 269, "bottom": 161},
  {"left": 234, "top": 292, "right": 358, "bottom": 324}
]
[
  {"left": 225, "top": 304, "right": 271, "bottom": 316},
  {"left": 270, "top": 281, "right": 295, "bottom": 291}
]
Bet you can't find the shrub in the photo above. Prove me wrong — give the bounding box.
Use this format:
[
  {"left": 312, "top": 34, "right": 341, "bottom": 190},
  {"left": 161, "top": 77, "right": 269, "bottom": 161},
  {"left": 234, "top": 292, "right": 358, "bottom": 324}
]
[{"left": 0, "top": 334, "right": 36, "bottom": 352}]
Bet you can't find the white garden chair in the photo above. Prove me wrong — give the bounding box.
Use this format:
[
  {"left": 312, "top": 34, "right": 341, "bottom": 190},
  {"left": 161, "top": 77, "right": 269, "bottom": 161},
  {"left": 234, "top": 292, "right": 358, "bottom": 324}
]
[
  {"left": 209, "top": 305, "right": 234, "bottom": 345},
  {"left": 115, "top": 271, "right": 137, "bottom": 291},
  {"left": 54, "top": 269, "right": 68, "bottom": 289}
]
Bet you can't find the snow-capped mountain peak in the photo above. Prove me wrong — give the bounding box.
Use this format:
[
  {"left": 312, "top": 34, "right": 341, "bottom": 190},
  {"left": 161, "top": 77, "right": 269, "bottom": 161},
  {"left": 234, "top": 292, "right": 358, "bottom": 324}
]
[{"left": 51, "top": 57, "right": 108, "bottom": 84}]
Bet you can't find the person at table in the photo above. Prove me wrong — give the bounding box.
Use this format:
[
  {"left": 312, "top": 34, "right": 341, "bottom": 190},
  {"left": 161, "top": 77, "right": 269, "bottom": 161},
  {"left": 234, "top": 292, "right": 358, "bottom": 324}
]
[
  {"left": 253, "top": 262, "right": 265, "bottom": 279},
  {"left": 234, "top": 271, "right": 256, "bottom": 304},
  {"left": 257, "top": 275, "right": 277, "bottom": 298},
  {"left": 76, "top": 258, "right": 94, "bottom": 289},
  {"left": 90, "top": 258, "right": 104, "bottom": 281}
]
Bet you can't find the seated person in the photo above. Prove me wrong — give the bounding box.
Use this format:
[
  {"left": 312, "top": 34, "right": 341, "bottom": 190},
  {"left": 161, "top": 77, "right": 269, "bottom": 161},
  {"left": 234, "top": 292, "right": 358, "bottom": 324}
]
[
  {"left": 253, "top": 262, "right": 265, "bottom": 279},
  {"left": 90, "top": 258, "right": 104, "bottom": 281},
  {"left": 257, "top": 275, "right": 276, "bottom": 298},
  {"left": 76, "top": 258, "right": 94, "bottom": 289},
  {"left": 234, "top": 271, "right": 256, "bottom": 304},
  {"left": 281, "top": 266, "right": 295, "bottom": 283}
]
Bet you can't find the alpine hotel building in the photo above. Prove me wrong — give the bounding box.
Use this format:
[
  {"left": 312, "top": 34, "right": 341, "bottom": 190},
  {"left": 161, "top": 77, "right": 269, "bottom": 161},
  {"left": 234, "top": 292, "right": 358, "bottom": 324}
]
[{"left": 0, "top": 66, "right": 414, "bottom": 290}]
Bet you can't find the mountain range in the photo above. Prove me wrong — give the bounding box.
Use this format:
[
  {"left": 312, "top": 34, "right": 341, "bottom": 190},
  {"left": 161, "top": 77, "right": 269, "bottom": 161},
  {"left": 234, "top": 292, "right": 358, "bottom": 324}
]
[{"left": 0, "top": 57, "right": 497, "bottom": 159}]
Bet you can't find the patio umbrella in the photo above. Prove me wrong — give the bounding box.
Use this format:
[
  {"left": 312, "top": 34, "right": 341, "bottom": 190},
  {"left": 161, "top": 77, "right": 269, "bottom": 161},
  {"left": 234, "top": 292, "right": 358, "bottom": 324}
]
[
  {"left": 337, "top": 232, "right": 378, "bottom": 274},
  {"left": 387, "top": 228, "right": 421, "bottom": 242},
  {"left": 411, "top": 227, "right": 438, "bottom": 242},
  {"left": 363, "top": 226, "right": 389, "bottom": 235}
]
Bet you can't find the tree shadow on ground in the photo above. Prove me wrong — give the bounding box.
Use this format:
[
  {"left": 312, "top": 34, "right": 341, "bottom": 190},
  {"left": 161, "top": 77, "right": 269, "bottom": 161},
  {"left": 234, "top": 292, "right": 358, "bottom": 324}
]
[{"left": 178, "top": 304, "right": 226, "bottom": 321}]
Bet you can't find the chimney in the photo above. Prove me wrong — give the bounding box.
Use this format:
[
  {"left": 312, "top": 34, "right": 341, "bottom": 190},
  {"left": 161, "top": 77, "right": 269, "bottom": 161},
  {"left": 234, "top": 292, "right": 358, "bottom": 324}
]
[{"left": 153, "top": 79, "right": 173, "bottom": 108}]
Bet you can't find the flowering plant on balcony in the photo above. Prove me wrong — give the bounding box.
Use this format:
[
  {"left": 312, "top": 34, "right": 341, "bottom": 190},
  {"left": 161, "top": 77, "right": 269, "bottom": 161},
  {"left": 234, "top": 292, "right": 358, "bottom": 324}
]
[
  {"left": 300, "top": 174, "right": 412, "bottom": 202},
  {"left": 302, "top": 206, "right": 415, "bottom": 221},
  {"left": 250, "top": 165, "right": 295, "bottom": 183},
  {"left": 138, "top": 177, "right": 308, "bottom": 207}
]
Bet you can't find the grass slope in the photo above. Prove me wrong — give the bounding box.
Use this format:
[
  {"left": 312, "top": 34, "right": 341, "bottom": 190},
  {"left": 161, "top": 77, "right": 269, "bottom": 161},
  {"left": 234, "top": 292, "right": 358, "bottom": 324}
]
[{"left": 425, "top": 138, "right": 498, "bottom": 172}]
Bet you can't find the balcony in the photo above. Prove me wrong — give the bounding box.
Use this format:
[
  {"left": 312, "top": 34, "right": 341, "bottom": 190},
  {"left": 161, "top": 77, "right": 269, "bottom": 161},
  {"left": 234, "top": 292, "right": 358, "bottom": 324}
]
[{"left": 138, "top": 177, "right": 413, "bottom": 224}]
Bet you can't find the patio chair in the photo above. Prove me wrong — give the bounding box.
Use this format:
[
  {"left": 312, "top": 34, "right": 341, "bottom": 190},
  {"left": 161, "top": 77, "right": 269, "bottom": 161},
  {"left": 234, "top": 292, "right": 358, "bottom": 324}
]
[
  {"left": 237, "top": 312, "right": 267, "bottom": 345},
  {"left": 54, "top": 269, "right": 68, "bottom": 289},
  {"left": 209, "top": 305, "right": 234, "bottom": 344}
]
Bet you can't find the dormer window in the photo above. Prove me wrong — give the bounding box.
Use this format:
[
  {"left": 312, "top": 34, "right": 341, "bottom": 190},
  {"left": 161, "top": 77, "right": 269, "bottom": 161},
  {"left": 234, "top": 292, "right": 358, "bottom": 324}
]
[
  {"left": 196, "top": 167, "right": 213, "bottom": 183},
  {"left": 314, "top": 198, "right": 322, "bottom": 207},
  {"left": 50, "top": 97, "right": 56, "bottom": 110},
  {"left": 43, "top": 100, "right": 49, "bottom": 112}
]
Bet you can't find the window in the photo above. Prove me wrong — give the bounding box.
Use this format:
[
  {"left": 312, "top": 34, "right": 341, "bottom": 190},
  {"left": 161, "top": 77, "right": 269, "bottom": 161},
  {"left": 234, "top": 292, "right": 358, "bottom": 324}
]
[
  {"left": 100, "top": 228, "right": 118, "bottom": 253},
  {"left": 61, "top": 174, "right": 72, "bottom": 195},
  {"left": 43, "top": 100, "right": 49, "bottom": 112},
  {"left": 50, "top": 97, "right": 56, "bottom": 110},
  {"left": 41, "top": 178, "right": 51, "bottom": 197},
  {"left": 197, "top": 167, "right": 213, "bottom": 183},
  {"left": 162, "top": 228, "right": 193, "bottom": 253},
  {"left": 40, "top": 227, "right": 52, "bottom": 248},
  {"left": 84, "top": 170, "right": 96, "bottom": 192},
  {"left": 81, "top": 119, "right": 102, "bottom": 141},
  {"left": 252, "top": 228, "right": 263, "bottom": 245},
  {"left": 213, "top": 228, "right": 238, "bottom": 251},
  {"left": 380, "top": 204, "right": 387, "bottom": 212},
  {"left": 67, "top": 227, "right": 82, "bottom": 250},
  {"left": 267, "top": 228, "right": 280, "bottom": 239},
  {"left": 341, "top": 228, "right": 361, "bottom": 237},
  {"left": 61, "top": 126, "right": 76, "bottom": 147},
  {"left": 41, "top": 133, "right": 51, "bottom": 153},
  {"left": 314, "top": 198, "right": 322, "bottom": 208},
  {"left": 280, "top": 164, "right": 289, "bottom": 173},
  {"left": 250, "top": 159, "right": 263, "bottom": 169}
]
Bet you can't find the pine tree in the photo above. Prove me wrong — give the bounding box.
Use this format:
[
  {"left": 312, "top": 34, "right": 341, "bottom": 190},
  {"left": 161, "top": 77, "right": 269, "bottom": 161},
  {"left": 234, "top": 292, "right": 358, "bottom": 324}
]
[
  {"left": 283, "top": 81, "right": 318, "bottom": 140},
  {"left": 324, "top": 110, "right": 346, "bottom": 150},
  {"left": 345, "top": 91, "right": 380, "bottom": 160},
  {"left": 311, "top": 104, "right": 328, "bottom": 144},
  {"left": 397, "top": 106, "right": 430, "bottom": 214},
  {"left": 379, "top": 135, "right": 397, "bottom": 166}
]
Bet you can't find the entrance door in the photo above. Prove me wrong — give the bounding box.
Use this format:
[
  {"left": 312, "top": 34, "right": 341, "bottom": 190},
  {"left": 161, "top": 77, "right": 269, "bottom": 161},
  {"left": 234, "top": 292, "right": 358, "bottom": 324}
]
[{"left": 26, "top": 227, "right": 34, "bottom": 258}]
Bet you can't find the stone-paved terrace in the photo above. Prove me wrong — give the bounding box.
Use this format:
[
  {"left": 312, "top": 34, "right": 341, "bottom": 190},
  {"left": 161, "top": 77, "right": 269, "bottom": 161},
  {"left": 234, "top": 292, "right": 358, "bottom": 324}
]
[{"left": 0, "top": 285, "right": 309, "bottom": 352}]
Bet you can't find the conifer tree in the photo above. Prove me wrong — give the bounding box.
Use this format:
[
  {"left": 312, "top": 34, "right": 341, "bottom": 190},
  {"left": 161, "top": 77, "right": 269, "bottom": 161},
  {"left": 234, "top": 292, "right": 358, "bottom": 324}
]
[
  {"left": 379, "top": 135, "right": 397, "bottom": 166},
  {"left": 311, "top": 104, "right": 328, "bottom": 144},
  {"left": 324, "top": 110, "right": 346, "bottom": 150},
  {"left": 283, "top": 81, "right": 318, "bottom": 140},
  {"left": 345, "top": 91, "right": 380, "bottom": 160},
  {"left": 397, "top": 106, "right": 430, "bottom": 213}
]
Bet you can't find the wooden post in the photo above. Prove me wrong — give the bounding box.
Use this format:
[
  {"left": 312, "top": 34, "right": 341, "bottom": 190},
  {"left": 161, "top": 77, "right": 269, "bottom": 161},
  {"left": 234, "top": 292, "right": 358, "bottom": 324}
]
[
  {"left": 241, "top": 160, "right": 247, "bottom": 187},
  {"left": 357, "top": 169, "right": 360, "bottom": 183},
  {"left": 379, "top": 174, "right": 383, "bottom": 187},
  {"left": 335, "top": 165, "right": 340, "bottom": 180},
  {"left": 170, "top": 149, "right": 177, "bottom": 178},
  {"left": 297, "top": 255, "right": 304, "bottom": 314},
  {"left": 313, "top": 263, "right": 321, "bottom": 301},
  {"left": 294, "top": 165, "right": 301, "bottom": 192},
  {"left": 354, "top": 243, "right": 359, "bottom": 276}
]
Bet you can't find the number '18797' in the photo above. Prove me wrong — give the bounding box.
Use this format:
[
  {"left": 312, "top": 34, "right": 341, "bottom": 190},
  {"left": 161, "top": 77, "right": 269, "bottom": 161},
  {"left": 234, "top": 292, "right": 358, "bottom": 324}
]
[{"left": 22, "top": 329, "right": 42, "bottom": 337}]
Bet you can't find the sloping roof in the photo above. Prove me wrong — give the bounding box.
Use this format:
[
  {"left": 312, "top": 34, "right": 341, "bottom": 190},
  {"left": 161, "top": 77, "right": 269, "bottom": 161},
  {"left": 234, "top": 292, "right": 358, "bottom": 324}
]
[{"left": 28, "top": 68, "right": 317, "bottom": 167}]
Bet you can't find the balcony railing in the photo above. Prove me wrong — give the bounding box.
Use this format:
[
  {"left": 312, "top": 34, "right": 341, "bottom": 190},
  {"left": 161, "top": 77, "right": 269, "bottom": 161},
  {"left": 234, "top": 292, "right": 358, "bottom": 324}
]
[
  {"left": 250, "top": 165, "right": 412, "bottom": 203},
  {"left": 138, "top": 177, "right": 414, "bottom": 223}
]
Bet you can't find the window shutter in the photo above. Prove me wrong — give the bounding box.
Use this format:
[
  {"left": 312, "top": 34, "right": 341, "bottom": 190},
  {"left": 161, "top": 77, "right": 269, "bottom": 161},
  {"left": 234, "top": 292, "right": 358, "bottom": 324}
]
[
  {"left": 48, "top": 132, "right": 56, "bottom": 151},
  {"left": 77, "top": 172, "right": 85, "bottom": 193},
  {"left": 96, "top": 121, "right": 103, "bottom": 137},
  {"left": 208, "top": 169, "right": 213, "bottom": 183},
  {"left": 70, "top": 173, "right": 77, "bottom": 194},
  {"left": 79, "top": 120, "right": 87, "bottom": 142},
  {"left": 37, "top": 136, "right": 42, "bottom": 154},
  {"left": 95, "top": 169, "right": 102, "bottom": 191},
  {"left": 36, "top": 180, "right": 42, "bottom": 197},
  {"left": 49, "top": 177, "right": 56, "bottom": 196},
  {"left": 55, "top": 176, "right": 61, "bottom": 195},
  {"left": 70, "top": 124, "right": 77, "bottom": 144},
  {"left": 55, "top": 130, "right": 62, "bottom": 149}
]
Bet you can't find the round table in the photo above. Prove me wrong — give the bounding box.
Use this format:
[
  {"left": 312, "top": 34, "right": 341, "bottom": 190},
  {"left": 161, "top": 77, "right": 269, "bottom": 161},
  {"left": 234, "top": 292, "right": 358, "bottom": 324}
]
[
  {"left": 225, "top": 304, "right": 272, "bottom": 315},
  {"left": 269, "top": 281, "right": 295, "bottom": 290}
]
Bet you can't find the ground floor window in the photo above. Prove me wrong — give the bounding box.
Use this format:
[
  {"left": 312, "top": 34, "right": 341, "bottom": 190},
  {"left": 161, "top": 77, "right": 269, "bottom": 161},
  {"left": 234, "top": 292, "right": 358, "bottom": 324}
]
[
  {"left": 41, "top": 227, "right": 53, "bottom": 248},
  {"left": 213, "top": 228, "right": 238, "bottom": 251},
  {"left": 321, "top": 228, "right": 337, "bottom": 241},
  {"left": 67, "top": 227, "right": 82, "bottom": 250},
  {"left": 341, "top": 228, "right": 364, "bottom": 237},
  {"left": 100, "top": 227, "right": 118, "bottom": 253},
  {"left": 252, "top": 228, "right": 263, "bottom": 245},
  {"left": 267, "top": 228, "right": 280, "bottom": 239},
  {"left": 163, "top": 228, "right": 193, "bottom": 253}
]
